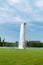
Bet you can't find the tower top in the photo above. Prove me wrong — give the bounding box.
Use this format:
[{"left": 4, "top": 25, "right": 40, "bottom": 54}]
[{"left": 24, "top": 23, "right": 26, "bottom": 25}]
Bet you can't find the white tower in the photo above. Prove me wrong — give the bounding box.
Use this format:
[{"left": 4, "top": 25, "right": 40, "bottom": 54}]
[{"left": 19, "top": 23, "right": 26, "bottom": 49}]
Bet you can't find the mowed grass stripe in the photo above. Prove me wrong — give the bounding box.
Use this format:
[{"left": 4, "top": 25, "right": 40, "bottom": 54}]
[{"left": 0, "top": 48, "right": 43, "bottom": 65}]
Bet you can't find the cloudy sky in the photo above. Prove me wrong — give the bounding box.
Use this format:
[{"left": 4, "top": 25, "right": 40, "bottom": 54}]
[{"left": 0, "top": 0, "right": 43, "bottom": 42}]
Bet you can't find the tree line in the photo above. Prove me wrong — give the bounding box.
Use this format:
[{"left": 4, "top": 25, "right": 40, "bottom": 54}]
[
  {"left": 26, "top": 41, "right": 43, "bottom": 47},
  {"left": 0, "top": 37, "right": 43, "bottom": 47},
  {"left": 0, "top": 37, "right": 18, "bottom": 47}
]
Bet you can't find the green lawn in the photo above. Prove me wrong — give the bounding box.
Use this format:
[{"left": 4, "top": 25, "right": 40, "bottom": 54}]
[{"left": 0, "top": 48, "right": 43, "bottom": 65}]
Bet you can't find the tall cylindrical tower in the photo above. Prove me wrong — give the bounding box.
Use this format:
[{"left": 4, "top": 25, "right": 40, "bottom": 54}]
[{"left": 19, "top": 23, "right": 26, "bottom": 49}]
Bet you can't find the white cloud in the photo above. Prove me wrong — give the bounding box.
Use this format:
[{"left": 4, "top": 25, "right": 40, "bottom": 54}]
[
  {"left": 35, "top": 0, "right": 43, "bottom": 7},
  {"left": 30, "top": 0, "right": 43, "bottom": 22},
  {"left": 10, "top": 0, "right": 20, "bottom": 4},
  {"left": 0, "top": 1, "right": 29, "bottom": 24},
  {"left": 0, "top": 15, "right": 28, "bottom": 23},
  {"left": 9, "top": 0, "right": 32, "bottom": 13},
  {"left": 31, "top": 14, "right": 43, "bottom": 22},
  {"left": 0, "top": 0, "right": 43, "bottom": 24}
]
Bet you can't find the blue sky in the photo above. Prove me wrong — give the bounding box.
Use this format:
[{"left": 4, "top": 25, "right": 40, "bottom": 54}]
[{"left": 0, "top": 0, "right": 43, "bottom": 42}]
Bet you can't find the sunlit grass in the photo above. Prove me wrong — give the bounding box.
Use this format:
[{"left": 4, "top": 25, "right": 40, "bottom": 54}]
[{"left": 0, "top": 48, "right": 43, "bottom": 65}]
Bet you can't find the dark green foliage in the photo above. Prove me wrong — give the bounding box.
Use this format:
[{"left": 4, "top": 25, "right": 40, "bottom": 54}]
[
  {"left": 14, "top": 41, "right": 18, "bottom": 47},
  {"left": 0, "top": 40, "right": 18, "bottom": 47},
  {"left": 0, "top": 37, "right": 19, "bottom": 47},
  {"left": 0, "top": 37, "right": 1, "bottom": 42},
  {"left": 26, "top": 41, "right": 43, "bottom": 47}
]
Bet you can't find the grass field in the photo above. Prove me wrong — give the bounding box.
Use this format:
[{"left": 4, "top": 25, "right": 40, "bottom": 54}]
[{"left": 0, "top": 48, "right": 43, "bottom": 65}]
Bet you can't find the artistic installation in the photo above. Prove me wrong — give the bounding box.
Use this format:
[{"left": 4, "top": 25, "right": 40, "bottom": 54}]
[{"left": 19, "top": 23, "right": 26, "bottom": 49}]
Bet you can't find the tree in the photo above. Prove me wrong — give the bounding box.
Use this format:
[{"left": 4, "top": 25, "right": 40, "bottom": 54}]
[
  {"left": 0, "top": 37, "right": 1, "bottom": 42},
  {"left": 14, "top": 41, "right": 18, "bottom": 47},
  {"left": 3, "top": 38, "right": 5, "bottom": 47},
  {"left": 26, "top": 41, "right": 43, "bottom": 47}
]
